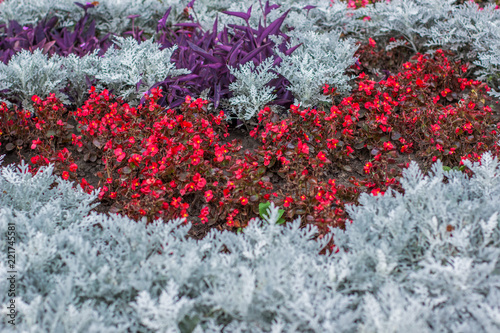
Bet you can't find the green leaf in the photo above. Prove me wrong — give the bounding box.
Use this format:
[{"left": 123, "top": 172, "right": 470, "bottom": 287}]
[
  {"left": 259, "top": 201, "right": 285, "bottom": 224},
  {"left": 259, "top": 202, "right": 271, "bottom": 218}
]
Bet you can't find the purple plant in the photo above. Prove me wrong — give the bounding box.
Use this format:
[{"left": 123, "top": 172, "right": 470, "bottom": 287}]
[
  {"left": 0, "top": 10, "right": 112, "bottom": 64},
  {"left": 149, "top": 3, "right": 302, "bottom": 112}
]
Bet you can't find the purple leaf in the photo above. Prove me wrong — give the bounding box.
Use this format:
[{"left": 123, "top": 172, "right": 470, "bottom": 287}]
[
  {"left": 239, "top": 43, "right": 269, "bottom": 65},
  {"left": 73, "top": 2, "right": 95, "bottom": 11},
  {"left": 212, "top": 14, "right": 218, "bottom": 36},
  {"left": 284, "top": 42, "right": 302, "bottom": 56},
  {"left": 42, "top": 40, "right": 56, "bottom": 53},
  {"left": 136, "top": 79, "right": 143, "bottom": 92},
  {"left": 303, "top": 5, "right": 316, "bottom": 16},
  {"left": 227, "top": 39, "right": 244, "bottom": 66},
  {"left": 206, "top": 63, "right": 223, "bottom": 69},
  {"left": 187, "top": 41, "right": 222, "bottom": 64},
  {"left": 157, "top": 7, "right": 172, "bottom": 32},
  {"left": 214, "top": 44, "right": 232, "bottom": 52},
  {"left": 264, "top": 1, "right": 280, "bottom": 16},
  {"left": 222, "top": 5, "right": 252, "bottom": 23},
  {"left": 213, "top": 82, "right": 221, "bottom": 109},
  {"left": 257, "top": 9, "right": 289, "bottom": 46}
]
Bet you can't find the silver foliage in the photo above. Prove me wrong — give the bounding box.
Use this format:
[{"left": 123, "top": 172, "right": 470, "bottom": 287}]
[
  {"left": 353, "top": 0, "right": 455, "bottom": 53},
  {"left": 94, "top": 36, "right": 190, "bottom": 105},
  {"left": 0, "top": 0, "right": 172, "bottom": 35},
  {"left": 271, "top": 30, "right": 358, "bottom": 108},
  {"left": 62, "top": 50, "right": 102, "bottom": 107},
  {"left": 228, "top": 56, "right": 278, "bottom": 121},
  {"left": 0, "top": 49, "right": 69, "bottom": 111}
]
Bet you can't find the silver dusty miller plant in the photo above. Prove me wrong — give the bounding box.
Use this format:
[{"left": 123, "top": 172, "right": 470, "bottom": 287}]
[
  {"left": 61, "top": 50, "right": 102, "bottom": 107},
  {"left": 227, "top": 56, "right": 278, "bottom": 121},
  {"left": 94, "top": 36, "right": 190, "bottom": 105},
  {"left": 423, "top": 2, "right": 500, "bottom": 56},
  {"left": 271, "top": 30, "right": 358, "bottom": 108},
  {"left": 353, "top": 0, "right": 455, "bottom": 53},
  {"left": 0, "top": 49, "right": 69, "bottom": 111},
  {"left": 0, "top": 0, "right": 170, "bottom": 35}
]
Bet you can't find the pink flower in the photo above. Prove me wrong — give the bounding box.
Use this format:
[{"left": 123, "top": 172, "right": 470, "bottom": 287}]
[
  {"left": 383, "top": 141, "right": 394, "bottom": 151},
  {"left": 31, "top": 138, "right": 42, "bottom": 149},
  {"left": 204, "top": 190, "right": 213, "bottom": 202},
  {"left": 114, "top": 147, "right": 126, "bottom": 162}
]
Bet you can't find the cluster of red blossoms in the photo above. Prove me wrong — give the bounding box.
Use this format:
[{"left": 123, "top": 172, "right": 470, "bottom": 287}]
[{"left": 1, "top": 46, "right": 500, "bottom": 254}]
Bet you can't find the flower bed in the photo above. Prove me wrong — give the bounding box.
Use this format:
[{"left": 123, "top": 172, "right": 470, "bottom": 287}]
[{"left": 1, "top": 0, "right": 500, "bottom": 331}]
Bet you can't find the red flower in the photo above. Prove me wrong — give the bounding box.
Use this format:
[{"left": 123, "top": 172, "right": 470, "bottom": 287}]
[
  {"left": 364, "top": 162, "right": 372, "bottom": 174},
  {"left": 171, "top": 197, "right": 181, "bottom": 208},
  {"left": 69, "top": 163, "right": 78, "bottom": 172},
  {"left": 284, "top": 197, "right": 293, "bottom": 207},
  {"left": 62, "top": 171, "right": 70, "bottom": 180},
  {"left": 191, "top": 135, "right": 202, "bottom": 149},
  {"left": 191, "top": 156, "right": 201, "bottom": 165},
  {"left": 240, "top": 197, "right": 249, "bottom": 206},
  {"left": 345, "top": 145, "right": 354, "bottom": 156},
  {"left": 327, "top": 138, "right": 339, "bottom": 149},
  {"left": 114, "top": 147, "right": 126, "bottom": 162},
  {"left": 383, "top": 141, "right": 394, "bottom": 151},
  {"left": 431, "top": 124, "right": 440, "bottom": 133},
  {"left": 146, "top": 144, "right": 159, "bottom": 156},
  {"left": 199, "top": 206, "right": 210, "bottom": 224},
  {"left": 317, "top": 151, "right": 328, "bottom": 162},
  {"left": 297, "top": 139, "right": 309, "bottom": 155},
  {"left": 31, "top": 138, "right": 42, "bottom": 149},
  {"left": 204, "top": 190, "right": 213, "bottom": 202},
  {"left": 31, "top": 95, "right": 41, "bottom": 104}
]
